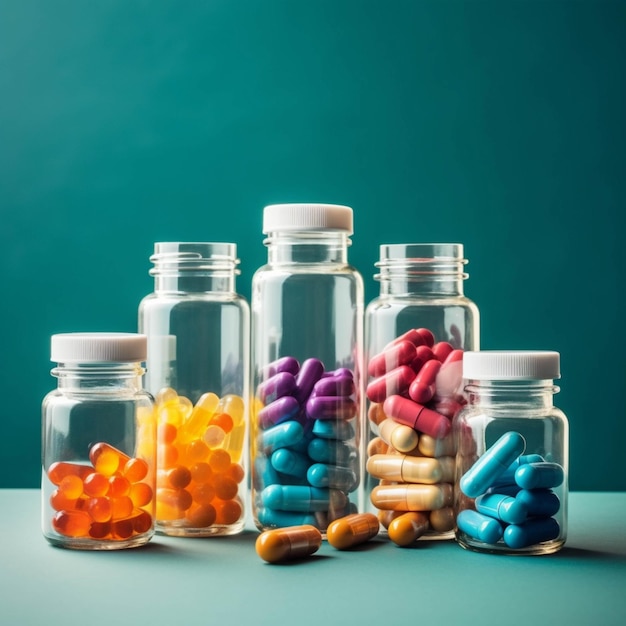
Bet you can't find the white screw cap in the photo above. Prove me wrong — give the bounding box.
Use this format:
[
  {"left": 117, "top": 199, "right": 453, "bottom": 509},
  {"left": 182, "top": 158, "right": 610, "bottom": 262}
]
[
  {"left": 463, "top": 351, "right": 560, "bottom": 380},
  {"left": 51, "top": 333, "right": 148, "bottom": 363},
  {"left": 263, "top": 203, "right": 353, "bottom": 234}
]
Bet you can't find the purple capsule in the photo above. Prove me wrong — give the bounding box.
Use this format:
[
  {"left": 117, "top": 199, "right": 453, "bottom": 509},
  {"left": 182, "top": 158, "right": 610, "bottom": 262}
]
[
  {"left": 264, "top": 356, "right": 300, "bottom": 378},
  {"left": 306, "top": 396, "right": 357, "bottom": 420},
  {"left": 257, "top": 372, "right": 297, "bottom": 404},
  {"left": 332, "top": 368, "right": 354, "bottom": 379},
  {"left": 294, "top": 358, "right": 325, "bottom": 403},
  {"left": 311, "top": 375, "right": 354, "bottom": 397},
  {"left": 258, "top": 396, "right": 300, "bottom": 429}
]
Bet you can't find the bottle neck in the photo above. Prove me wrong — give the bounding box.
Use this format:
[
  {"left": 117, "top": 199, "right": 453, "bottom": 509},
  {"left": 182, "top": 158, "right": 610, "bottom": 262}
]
[
  {"left": 465, "top": 379, "right": 558, "bottom": 410},
  {"left": 53, "top": 363, "right": 145, "bottom": 393},
  {"left": 375, "top": 243, "right": 467, "bottom": 297},
  {"left": 265, "top": 231, "right": 350, "bottom": 265},
  {"left": 150, "top": 242, "right": 239, "bottom": 294}
]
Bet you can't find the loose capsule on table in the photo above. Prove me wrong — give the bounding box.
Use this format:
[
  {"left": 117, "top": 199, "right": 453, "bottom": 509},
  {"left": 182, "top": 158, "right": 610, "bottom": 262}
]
[
  {"left": 454, "top": 351, "right": 568, "bottom": 555},
  {"left": 256, "top": 525, "right": 323, "bottom": 563},
  {"left": 326, "top": 513, "right": 380, "bottom": 550}
]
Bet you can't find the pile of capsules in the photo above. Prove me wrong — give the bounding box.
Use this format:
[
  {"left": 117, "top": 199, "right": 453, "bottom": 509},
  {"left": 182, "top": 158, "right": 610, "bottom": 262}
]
[
  {"left": 46, "top": 442, "right": 153, "bottom": 541},
  {"left": 253, "top": 357, "right": 359, "bottom": 530},
  {"left": 365, "top": 328, "right": 464, "bottom": 543},
  {"left": 154, "top": 389, "right": 246, "bottom": 532},
  {"left": 457, "top": 431, "right": 564, "bottom": 549}
]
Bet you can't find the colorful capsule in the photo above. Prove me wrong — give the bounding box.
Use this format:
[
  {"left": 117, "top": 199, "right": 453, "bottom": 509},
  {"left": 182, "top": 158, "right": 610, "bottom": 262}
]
[
  {"left": 387, "top": 512, "right": 429, "bottom": 546},
  {"left": 326, "top": 513, "right": 379, "bottom": 550},
  {"left": 383, "top": 395, "right": 451, "bottom": 439},
  {"left": 256, "top": 525, "right": 322, "bottom": 563}
]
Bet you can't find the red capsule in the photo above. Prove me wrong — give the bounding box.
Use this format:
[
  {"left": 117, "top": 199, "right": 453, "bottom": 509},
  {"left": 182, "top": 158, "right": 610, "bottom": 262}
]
[
  {"left": 366, "top": 365, "right": 416, "bottom": 403},
  {"left": 368, "top": 341, "right": 416, "bottom": 377},
  {"left": 432, "top": 341, "right": 454, "bottom": 362},
  {"left": 383, "top": 395, "right": 451, "bottom": 439},
  {"left": 409, "top": 359, "right": 442, "bottom": 404},
  {"left": 415, "top": 328, "right": 435, "bottom": 347},
  {"left": 410, "top": 345, "right": 435, "bottom": 373}
]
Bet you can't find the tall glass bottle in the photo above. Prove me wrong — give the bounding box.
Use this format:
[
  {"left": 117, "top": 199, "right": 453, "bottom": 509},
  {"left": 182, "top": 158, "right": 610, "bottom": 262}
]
[
  {"left": 454, "top": 351, "right": 568, "bottom": 555},
  {"left": 251, "top": 204, "right": 364, "bottom": 533},
  {"left": 139, "top": 242, "right": 249, "bottom": 536},
  {"left": 364, "top": 244, "right": 479, "bottom": 541},
  {"left": 42, "top": 332, "right": 156, "bottom": 550}
]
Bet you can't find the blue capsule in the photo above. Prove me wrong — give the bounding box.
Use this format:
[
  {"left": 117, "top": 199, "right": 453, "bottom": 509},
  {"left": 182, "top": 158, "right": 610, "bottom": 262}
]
[
  {"left": 257, "top": 508, "right": 317, "bottom": 528},
  {"left": 261, "top": 485, "right": 332, "bottom": 512},
  {"left": 515, "top": 462, "right": 564, "bottom": 489},
  {"left": 491, "top": 454, "right": 545, "bottom": 488},
  {"left": 271, "top": 448, "right": 311, "bottom": 477},
  {"left": 307, "top": 463, "right": 357, "bottom": 491},
  {"left": 460, "top": 432, "right": 526, "bottom": 498},
  {"left": 254, "top": 456, "right": 280, "bottom": 490},
  {"left": 456, "top": 509, "right": 504, "bottom": 545},
  {"left": 307, "top": 438, "right": 356, "bottom": 465},
  {"left": 312, "top": 419, "right": 355, "bottom": 441},
  {"left": 503, "top": 517, "right": 560, "bottom": 549},
  {"left": 261, "top": 420, "right": 304, "bottom": 453},
  {"left": 475, "top": 493, "right": 528, "bottom": 524},
  {"left": 515, "top": 489, "right": 560, "bottom": 517}
]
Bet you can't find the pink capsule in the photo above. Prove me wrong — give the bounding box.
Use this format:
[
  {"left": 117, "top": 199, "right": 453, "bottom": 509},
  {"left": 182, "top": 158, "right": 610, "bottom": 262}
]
[
  {"left": 432, "top": 341, "right": 454, "bottom": 362},
  {"left": 415, "top": 328, "right": 435, "bottom": 347},
  {"left": 383, "top": 395, "right": 451, "bottom": 439},
  {"left": 410, "top": 345, "right": 435, "bottom": 373},
  {"left": 385, "top": 329, "right": 427, "bottom": 349},
  {"left": 434, "top": 357, "right": 464, "bottom": 399},
  {"left": 443, "top": 349, "right": 464, "bottom": 365},
  {"left": 366, "top": 365, "right": 416, "bottom": 403},
  {"left": 368, "top": 340, "right": 416, "bottom": 377},
  {"left": 409, "top": 359, "right": 442, "bottom": 404}
]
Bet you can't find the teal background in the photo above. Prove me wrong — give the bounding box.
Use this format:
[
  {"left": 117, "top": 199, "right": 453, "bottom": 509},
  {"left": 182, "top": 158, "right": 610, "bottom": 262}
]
[{"left": 0, "top": 0, "right": 624, "bottom": 489}]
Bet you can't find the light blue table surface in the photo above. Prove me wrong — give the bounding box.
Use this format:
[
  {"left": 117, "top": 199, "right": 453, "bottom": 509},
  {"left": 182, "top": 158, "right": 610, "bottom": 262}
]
[{"left": 1, "top": 490, "right": 624, "bottom": 626}]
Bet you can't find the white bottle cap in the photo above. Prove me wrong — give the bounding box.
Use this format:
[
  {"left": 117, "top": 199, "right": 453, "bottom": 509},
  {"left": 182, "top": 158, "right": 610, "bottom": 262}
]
[
  {"left": 262, "top": 203, "right": 353, "bottom": 234},
  {"left": 51, "top": 333, "right": 148, "bottom": 363},
  {"left": 463, "top": 351, "right": 560, "bottom": 380}
]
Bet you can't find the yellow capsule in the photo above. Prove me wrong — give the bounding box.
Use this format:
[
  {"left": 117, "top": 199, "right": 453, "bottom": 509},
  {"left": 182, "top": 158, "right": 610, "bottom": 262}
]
[
  {"left": 418, "top": 433, "right": 455, "bottom": 457},
  {"left": 255, "top": 525, "right": 322, "bottom": 563},
  {"left": 178, "top": 392, "right": 219, "bottom": 442},
  {"left": 366, "top": 454, "right": 442, "bottom": 484},
  {"left": 326, "top": 513, "right": 380, "bottom": 550},
  {"left": 378, "top": 419, "right": 418, "bottom": 453},
  {"left": 388, "top": 512, "right": 429, "bottom": 546},
  {"left": 370, "top": 483, "right": 452, "bottom": 512}
]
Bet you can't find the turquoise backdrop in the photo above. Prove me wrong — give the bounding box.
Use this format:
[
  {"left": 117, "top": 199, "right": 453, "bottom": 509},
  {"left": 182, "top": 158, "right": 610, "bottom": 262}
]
[{"left": 1, "top": 0, "right": 624, "bottom": 489}]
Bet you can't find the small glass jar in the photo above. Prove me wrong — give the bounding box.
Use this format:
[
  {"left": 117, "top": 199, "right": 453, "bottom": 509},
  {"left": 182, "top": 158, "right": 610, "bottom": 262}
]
[
  {"left": 251, "top": 203, "right": 364, "bottom": 533},
  {"left": 41, "top": 333, "right": 156, "bottom": 550},
  {"left": 364, "top": 243, "right": 479, "bottom": 541},
  {"left": 138, "top": 242, "right": 249, "bottom": 536},
  {"left": 454, "top": 351, "right": 568, "bottom": 555}
]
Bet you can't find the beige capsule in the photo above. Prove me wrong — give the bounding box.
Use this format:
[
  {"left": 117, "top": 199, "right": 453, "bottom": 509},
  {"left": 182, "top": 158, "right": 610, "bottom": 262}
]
[
  {"left": 368, "top": 402, "right": 388, "bottom": 426},
  {"left": 418, "top": 433, "right": 456, "bottom": 458},
  {"left": 429, "top": 506, "right": 456, "bottom": 532},
  {"left": 367, "top": 454, "right": 443, "bottom": 484},
  {"left": 378, "top": 418, "right": 419, "bottom": 453},
  {"left": 438, "top": 456, "right": 456, "bottom": 483},
  {"left": 367, "top": 436, "right": 389, "bottom": 457},
  {"left": 371, "top": 483, "right": 452, "bottom": 512}
]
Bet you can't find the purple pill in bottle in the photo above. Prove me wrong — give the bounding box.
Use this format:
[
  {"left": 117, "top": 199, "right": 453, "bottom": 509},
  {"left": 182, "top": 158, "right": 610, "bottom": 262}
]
[
  {"left": 311, "top": 375, "right": 355, "bottom": 397},
  {"left": 264, "top": 356, "right": 300, "bottom": 378},
  {"left": 306, "top": 396, "right": 357, "bottom": 420},
  {"left": 257, "top": 372, "right": 297, "bottom": 404},
  {"left": 294, "top": 358, "right": 325, "bottom": 403},
  {"left": 258, "top": 395, "right": 300, "bottom": 429}
]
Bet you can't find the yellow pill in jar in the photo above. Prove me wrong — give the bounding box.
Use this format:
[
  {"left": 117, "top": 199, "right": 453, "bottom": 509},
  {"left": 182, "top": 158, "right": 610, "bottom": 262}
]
[
  {"left": 378, "top": 419, "right": 419, "bottom": 453},
  {"left": 256, "top": 525, "right": 323, "bottom": 563},
  {"left": 387, "top": 512, "right": 429, "bottom": 546},
  {"left": 370, "top": 484, "right": 452, "bottom": 511},
  {"left": 326, "top": 513, "right": 380, "bottom": 550}
]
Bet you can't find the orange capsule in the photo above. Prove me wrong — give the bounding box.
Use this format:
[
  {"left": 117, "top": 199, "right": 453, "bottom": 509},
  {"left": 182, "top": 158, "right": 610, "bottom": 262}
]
[
  {"left": 158, "top": 443, "right": 179, "bottom": 468},
  {"left": 50, "top": 489, "right": 84, "bottom": 512},
  {"left": 112, "top": 518, "right": 135, "bottom": 540},
  {"left": 132, "top": 509, "right": 153, "bottom": 534},
  {"left": 227, "top": 463, "right": 245, "bottom": 484},
  {"left": 209, "top": 413, "right": 234, "bottom": 434},
  {"left": 429, "top": 506, "right": 455, "bottom": 533},
  {"left": 185, "top": 504, "right": 217, "bottom": 528},
  {"left": 59, "top": 474, "right": 84, "bottom": 500},
  {"left": 209, "top": 449, "right": 231, "bottom": 473},
  {"left": 83, "top": 472, "right": 109, "bottom": 497},
  {"left": 110, "top": 496, "right": 134, "bottom": 520},
  {"left": 108, "top": 475, "right": 131, "bottom": 498},
  {"left": 129, "top": 482, "right": 153, "bottom": 508},
  {"left": 52, "top": 510, "right": 92, "bottom": 537},
  {"left": 377, "top": 509, "right": 403, "bottom": 529},
  {"left": 123, "top": 457, "right": 149, "bottom": 483},
  {"left": 166, "top": 466, "right": 192, "bottom": 489},
  {"left": 256, "top": 525, "right": 323, "bottom": 563},
  {"left": 213, "top": 475, "right": 238, "bottom": 501},
  {"left": 387, "top": 512, "right": 430, "bottom": 546},
  {"left": 47, "top": 461, "right": 91, "bottom": 486},
  {"left": 89, "top": 521, "right": 112, "bottom": 539},
  {"left": 185, "top": 439, "right": 210, "bottom": 463},
  {"left": 87, "top": 497, "right": 113, "bottom": 523},
  {"left": 189, "top": 483, "right": 216, "bottom": 506},
  {"left": 158, "top": 422, "right": 178, "bottom": 445},
  {"left": 189, "top": 462, "right": 213, "bottom": 483},
  {"left": 89, "top": 442, "right": 130, "bottom": 477},
  {"left": 326, "top": 513, "right": 380, "bottom": 550},
  {"left": 214, "top": 498, "right": 242, "bottom": 525}
]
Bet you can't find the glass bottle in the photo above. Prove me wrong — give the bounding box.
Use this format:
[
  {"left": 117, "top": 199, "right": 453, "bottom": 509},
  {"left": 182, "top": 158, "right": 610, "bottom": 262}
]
[
  {"left": 454, "top": 351, "right": 568, "bottom": 555},
  {"left": 41, "top": 333, "right": 155, "bottom": 550},
  {"left": 251, "top": 203, "right": 364, "bottom": 533},
  {"left": 364, "top": 243, "right": 479, "bottom": 541},
  {"left": 139, "top": 242, "right": 249, "bottom": 536}
]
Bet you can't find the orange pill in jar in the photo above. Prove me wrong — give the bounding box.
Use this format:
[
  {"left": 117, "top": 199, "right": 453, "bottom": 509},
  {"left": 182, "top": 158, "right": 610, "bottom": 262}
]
[
  {"left": 227, "top": 463, "right": 245, "bottom": 484},
  {"left": 214, "top": 476, "right": 238, "bottom": 501},
  {"left": 190, "top": 462, "right": 213, "bottom": 483},
  {"left": 158, "top": 487, "right": 193, "bottom": 512},
  {"left": 158, "top": 423, "right": 177, "bottom": 445},
  {"left": 59, "top": 475, "right": 84, "bottom": 500},
  {"left": 214, "top": 498, "right": 242, "bottom": 525},
  {"left": 108, "top": 475, "right": 131, "bottom": 498},
  {"left": 129, "top": 482, "right": 153, "bottom": 507},
  {"left": 186, "top": 504, "right": 217, "bottom": 528},
  {"left": 112, "top": 518, "right": 135, "bottom": 540},
  {"left": 50, "top": 489, "right": 82, "bottom": 512},
  {"left": 132, "top": 510, "right": 153, "bottom": 534},
  {"left": 186, "top": 439, "right": 210, "bottom": 463},
  {"left": 190, "top": 483, "right": 216, "bottom": 506},
  {"left": 110, "top": 496, "right": 134, "bottom": 520},
  {"left": 89, "top": 442, "right": 130, "bottom": 477},
  {"left": 209, "top": 413, "right": 234, "bottom": 434},
  {"left": 53, "top": 510, "right": 92, "bottom": 538},
  {"left": 167, "top": 466, "right": 192, "bottom": 489},
  {"left": 89, "top": 521, "right": 111, "bottom": 539},
  {"left": 83, "top": 472, "right": 109, "bottom": 497},
  {"left": 209, "top": 449, "right": 231, "bottom": 473},
  {"left": 87, "top": 497, "right": 112, "bottom": 523},
  {"left": 158, "top": 443, "right": 178, "bottom": 468},
  {"left": 123, "top": 458, "right": 149, "bottom": 483},
  {"left": 47, "top": 461, "right": 91, "bottom": 485}
]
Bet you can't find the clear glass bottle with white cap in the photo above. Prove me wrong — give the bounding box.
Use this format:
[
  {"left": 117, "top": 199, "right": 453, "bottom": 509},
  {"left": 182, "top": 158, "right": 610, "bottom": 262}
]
[
  {"left": 364, "top": 244, "right": 479, "bottom": 541},
  {"left": 138, "top": 242, "right": 249, "bottom": 536},
  {"left": 454, "top": 351, "right": 568, "bottom": 555},
  {"left": 251, "top": 203, "right": 364, "bottom": 533},
  {"left": 41, "top": 333, "right": 156, "bottom": 550}
]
